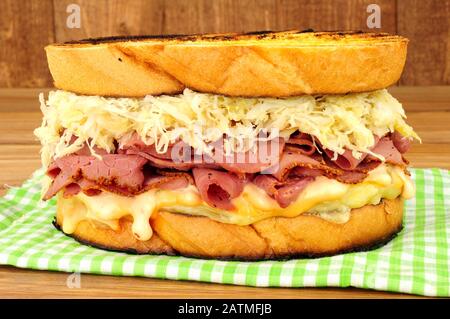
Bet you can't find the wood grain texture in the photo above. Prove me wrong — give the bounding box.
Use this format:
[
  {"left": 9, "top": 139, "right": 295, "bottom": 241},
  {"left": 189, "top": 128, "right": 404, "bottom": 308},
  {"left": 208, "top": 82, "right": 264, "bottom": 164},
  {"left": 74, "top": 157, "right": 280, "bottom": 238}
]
[
  {"left": 397, "top": 0, "right": 450, "bottom": 85},
  {"left": 273, "top": 0, "right": 396, "bottom": 33},
  {"left": 0, "top": 88, "right": 50, "bottom": 112},
  {"left": 157, "top": 0, "right": 278, "bottom": 34},
  {"left": 53, "top": 0, "right": 165, "bottom": 41},
  {"left": 2, "top": 86, "right": 447, "bottom": 112},
  {"left": 0, "top": 145, "right": 40, "bottom": 188},
  {"left": 0, "top": 0, "right": 55, "bottom": 87},
  {"left": 53, "top": 0, "right": 395, "bottom": 40},
  {"left": 389, "top": 86, "right": 450, "bottom": 112},
  {"left": 0, "top": 265, "right": 423, "bottom": 299},
  {"left": 0, "top": 0, "right": 449, "bottom": 87},
  {"left": 0, "top": 112, "right": 41, "bottom": 145},
  {"left": 0, "top": 86, "right": 448, "bottom": 298}
]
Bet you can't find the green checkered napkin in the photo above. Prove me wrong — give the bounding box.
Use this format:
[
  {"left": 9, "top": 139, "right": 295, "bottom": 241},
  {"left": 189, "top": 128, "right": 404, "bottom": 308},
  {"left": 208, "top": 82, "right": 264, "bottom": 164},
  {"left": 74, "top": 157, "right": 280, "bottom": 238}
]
[{"left": 0, "top": 168, "right": 449, "bottom": 297}]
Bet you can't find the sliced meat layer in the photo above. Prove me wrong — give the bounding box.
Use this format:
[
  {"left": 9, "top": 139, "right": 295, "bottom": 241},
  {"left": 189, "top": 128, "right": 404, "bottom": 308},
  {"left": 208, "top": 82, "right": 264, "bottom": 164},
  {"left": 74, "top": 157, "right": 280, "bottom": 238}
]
[
  {"left": 120, "top": 132, "right": 191, "bottom": 161},
  {"left": 253, "top": 175, "right": 314, "bottom": 208},
  {"left": 192, "top": 168, "right": 245, "bottom": 210},
  {"left": 123, "top": 135, "right": 285, "bottom": 174},
  {"left": 44, "top": 154, "right": 147, "bottom": 200},
  {"left": 125, "top": 149, "right": 195, "bottom": 171},
  {"left": 323, "top": 148, "right": 368, "bottom": 170},
  {"left": 367, "top": 136, "right": 405, "bottom": 165},
  {"left": 214, "top": 138, "right": 285, "bottom": 174},
  {"left": 44, "top": 130, "right": 412, "bottom": 210},
  {"left": 391, "top": 131, "right": 411, "bottom": 154},
  {"left": 270, "top": 151, "right": 341, "bottom": 181},
  {"left": 320, "top": 136, "right": 380, "bottom": 171},
  {"left": 120, "top": 130, "right": 407, "bottom": 176},
  {"left": 286, "top": 132, "right": 315, "bottom": 155},
  {"left": 144, "top": 170, "right": 193, "bottom": 191},
  {"left": 44, "top": 154, "right": 192, "bottom": 199},
  {"left": 320, "top": 134, "right": 409, "bottom": 170}
]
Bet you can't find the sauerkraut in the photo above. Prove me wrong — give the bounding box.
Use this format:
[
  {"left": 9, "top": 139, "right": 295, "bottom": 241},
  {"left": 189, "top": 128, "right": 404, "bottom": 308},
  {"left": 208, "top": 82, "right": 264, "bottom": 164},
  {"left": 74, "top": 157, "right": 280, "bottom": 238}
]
[{"left": 34, "top": 88, "right": 419, "bottom": 168}]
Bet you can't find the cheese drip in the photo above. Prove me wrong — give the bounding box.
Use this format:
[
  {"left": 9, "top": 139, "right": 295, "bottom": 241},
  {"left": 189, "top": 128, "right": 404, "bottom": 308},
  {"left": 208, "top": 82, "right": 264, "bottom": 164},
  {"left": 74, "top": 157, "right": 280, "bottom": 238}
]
[{"left": 56, "top": 164, "right": 414, "bottom": 241}]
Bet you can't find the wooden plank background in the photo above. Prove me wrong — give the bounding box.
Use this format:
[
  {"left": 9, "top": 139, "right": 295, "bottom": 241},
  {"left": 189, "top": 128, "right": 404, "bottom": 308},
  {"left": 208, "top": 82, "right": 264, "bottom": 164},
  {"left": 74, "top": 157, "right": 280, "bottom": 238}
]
[{"left": 0, "top": 0, "right": 449, "bottom": 88}]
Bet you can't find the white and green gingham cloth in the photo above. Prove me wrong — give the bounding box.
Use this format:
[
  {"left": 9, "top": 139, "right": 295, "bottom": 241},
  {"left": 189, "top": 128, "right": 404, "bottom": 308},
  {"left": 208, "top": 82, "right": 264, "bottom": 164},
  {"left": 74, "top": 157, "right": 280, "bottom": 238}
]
[{"left": 0, "top": 168, "right": 449, "bottom": 297}]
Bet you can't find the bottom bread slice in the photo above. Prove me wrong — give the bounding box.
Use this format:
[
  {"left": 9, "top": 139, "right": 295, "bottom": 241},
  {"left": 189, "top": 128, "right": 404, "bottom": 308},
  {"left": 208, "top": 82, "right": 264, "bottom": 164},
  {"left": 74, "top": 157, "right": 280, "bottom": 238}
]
[{"left": 54, "top": 198, "right": 403, "bottom": 260}]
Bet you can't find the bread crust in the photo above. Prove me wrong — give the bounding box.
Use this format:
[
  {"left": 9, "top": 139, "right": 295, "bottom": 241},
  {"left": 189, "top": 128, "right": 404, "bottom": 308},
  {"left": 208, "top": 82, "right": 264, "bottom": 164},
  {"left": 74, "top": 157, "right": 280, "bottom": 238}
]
[
  {"left": 54, "top": 198, "right": 403, "bottom": 260},
  {"left": 45, "top": 31, "right": 408, "bottom": 97}
]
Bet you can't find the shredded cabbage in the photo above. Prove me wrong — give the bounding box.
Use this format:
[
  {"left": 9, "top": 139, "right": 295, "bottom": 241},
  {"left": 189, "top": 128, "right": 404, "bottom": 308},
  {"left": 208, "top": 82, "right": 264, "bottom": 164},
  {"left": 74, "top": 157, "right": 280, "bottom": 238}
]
[{"left": 34, "top": 89, "right": 420, "bottom": 168}]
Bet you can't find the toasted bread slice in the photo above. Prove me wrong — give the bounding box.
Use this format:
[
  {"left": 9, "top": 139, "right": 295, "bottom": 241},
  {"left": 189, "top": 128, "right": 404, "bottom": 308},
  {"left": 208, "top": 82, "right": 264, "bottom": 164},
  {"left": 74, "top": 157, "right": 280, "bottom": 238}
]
[{"left": 45, "top": 30, "right": 408, "bottom": 97}]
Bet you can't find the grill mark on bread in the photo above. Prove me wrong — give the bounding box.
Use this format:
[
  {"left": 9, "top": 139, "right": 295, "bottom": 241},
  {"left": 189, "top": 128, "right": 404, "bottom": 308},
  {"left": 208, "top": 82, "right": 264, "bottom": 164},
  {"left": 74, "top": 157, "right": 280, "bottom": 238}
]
[
  {"left": 115, "top": 45, "right": 183, "bottom": 89},
  {"left": 65, "top": 34, "right": 198, "bottom": 44},
  {"left": 55, "top": 30, "right": 406, "bottom": 46}
]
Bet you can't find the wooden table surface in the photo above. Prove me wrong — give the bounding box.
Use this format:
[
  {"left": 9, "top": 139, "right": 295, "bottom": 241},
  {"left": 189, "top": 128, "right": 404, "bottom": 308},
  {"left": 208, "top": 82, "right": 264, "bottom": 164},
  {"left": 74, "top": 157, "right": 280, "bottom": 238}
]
[{"left": 0, "top": 86, "right": 449, "bottom": 299}]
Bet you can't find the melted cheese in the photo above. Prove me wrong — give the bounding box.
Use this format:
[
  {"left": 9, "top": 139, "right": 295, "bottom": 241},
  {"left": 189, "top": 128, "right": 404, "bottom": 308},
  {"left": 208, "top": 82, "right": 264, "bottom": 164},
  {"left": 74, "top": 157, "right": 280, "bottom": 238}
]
[{"left": 57, "top": 164, "right": 415, "bottom": 241}]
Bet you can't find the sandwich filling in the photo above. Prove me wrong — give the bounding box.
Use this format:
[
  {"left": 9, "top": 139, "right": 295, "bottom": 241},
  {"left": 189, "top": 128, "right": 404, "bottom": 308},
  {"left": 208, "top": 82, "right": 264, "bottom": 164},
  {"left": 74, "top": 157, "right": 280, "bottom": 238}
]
[{"left": 35, "top": 89, "right": 419, "bottom": 241}]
